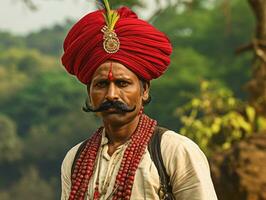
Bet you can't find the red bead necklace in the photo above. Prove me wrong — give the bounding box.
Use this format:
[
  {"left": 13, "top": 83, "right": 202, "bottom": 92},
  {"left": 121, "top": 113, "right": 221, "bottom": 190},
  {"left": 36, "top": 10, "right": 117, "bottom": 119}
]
[{"left": 69, "top": 114, "right": 157, "bottom": 200}]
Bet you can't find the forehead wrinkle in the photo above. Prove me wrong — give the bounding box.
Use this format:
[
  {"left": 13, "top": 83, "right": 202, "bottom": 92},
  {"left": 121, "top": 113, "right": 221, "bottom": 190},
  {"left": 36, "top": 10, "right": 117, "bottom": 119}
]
[
  {"left": 97, "top": 70, "right": 134, "bottom": 79},
  {"left": 92, "top": 62, "right": 139, "bottom": 81},
  {"left": 91, "top": 68, "right": 109, "bottom": 81},
  {"left": 111, "top": 68, "right": 137, "bottom": 79}
]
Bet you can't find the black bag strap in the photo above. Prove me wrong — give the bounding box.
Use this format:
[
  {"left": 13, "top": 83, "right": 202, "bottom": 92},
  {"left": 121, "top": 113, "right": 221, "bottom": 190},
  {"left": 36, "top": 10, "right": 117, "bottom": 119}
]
[
  {"left": 71, "top": 138, "right": 89, "bottom": 176},
  {"left": 148, "top": 126, "right": 175, "bottom": 200}
]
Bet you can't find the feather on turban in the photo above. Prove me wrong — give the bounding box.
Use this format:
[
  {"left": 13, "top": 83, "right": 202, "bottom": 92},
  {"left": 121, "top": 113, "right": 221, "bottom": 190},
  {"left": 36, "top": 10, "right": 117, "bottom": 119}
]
[{"left": 61, "top": 7, "right": 172, "bottom": 84}]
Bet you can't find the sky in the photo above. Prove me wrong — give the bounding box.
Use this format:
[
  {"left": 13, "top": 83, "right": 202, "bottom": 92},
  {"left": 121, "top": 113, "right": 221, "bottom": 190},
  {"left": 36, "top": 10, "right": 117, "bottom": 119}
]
[{"left": 0, "top": 0, "right": 157, "bottom": 35}]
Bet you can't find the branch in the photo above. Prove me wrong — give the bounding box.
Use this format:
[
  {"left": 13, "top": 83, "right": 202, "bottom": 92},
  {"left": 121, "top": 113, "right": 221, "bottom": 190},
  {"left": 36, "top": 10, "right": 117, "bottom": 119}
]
[
  {"left": 22, "top": 0, "right": 38, "bottom": 10},
  {"left": 235, "top": 43, "right": 253, "bottom": 54},
  {"left": 21, "top": 0, "right": 64, "bottom": 11},
  {"left": 147, "top": 1, "right": 180, "bottom": 23},
  {"left": 235, "top": 38, "right": 266, "bottom": 55},
  {"left": 147, "top": 7, "right": 164, "bottom": 22},
  {"left": 253, "top": 38, "right": 266, "bottom": 63}
]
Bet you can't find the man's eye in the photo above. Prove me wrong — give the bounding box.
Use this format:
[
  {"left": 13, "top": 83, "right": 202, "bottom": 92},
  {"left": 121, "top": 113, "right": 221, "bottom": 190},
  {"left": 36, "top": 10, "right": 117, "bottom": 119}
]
[
  {"left": 95, "top": 81, "right": 108, "bottom": 88},
  {"left": 117, "top": 80, "right": 129, "bottom": 87}
]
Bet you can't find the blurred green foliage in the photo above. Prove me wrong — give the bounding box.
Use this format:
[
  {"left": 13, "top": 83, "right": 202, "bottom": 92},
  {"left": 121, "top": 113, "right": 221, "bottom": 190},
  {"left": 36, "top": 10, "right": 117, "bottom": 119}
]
[
  {"left": 0, "top": 115, "right": 22, "bottom": 162},
  {"left": 176, "top": 81, "right": 266, "bottom": 155},
  {"left": 0, "top": 39, "right": 99, "bottom": 199},
  {"left": 0, "top": 0, "right": 264, "bottom": 199}
]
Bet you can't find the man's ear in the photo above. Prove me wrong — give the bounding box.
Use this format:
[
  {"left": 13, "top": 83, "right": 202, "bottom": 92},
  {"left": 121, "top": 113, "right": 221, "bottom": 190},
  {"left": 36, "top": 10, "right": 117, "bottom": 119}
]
[
  {"left": 86, "top": 84, "right": 93, "bottom": 105},
  {"left": 142, "top": 81, "right": 150, "bottom": 102}
]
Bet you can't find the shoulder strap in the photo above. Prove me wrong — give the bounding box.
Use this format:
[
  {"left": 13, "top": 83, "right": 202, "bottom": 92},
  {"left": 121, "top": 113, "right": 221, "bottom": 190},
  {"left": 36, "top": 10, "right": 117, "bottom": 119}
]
[
  {"left": 71, "top": 139, "right": 89, "bottom": 177},
  {"left": 148, "top": 126, "right": 175, "bottom": 200}
]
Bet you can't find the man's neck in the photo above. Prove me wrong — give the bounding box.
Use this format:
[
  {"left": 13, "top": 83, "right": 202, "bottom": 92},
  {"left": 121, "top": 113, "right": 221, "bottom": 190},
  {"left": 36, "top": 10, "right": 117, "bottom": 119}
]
[{"left": 103, "top": 115, "right": 140, "bottom": 154}]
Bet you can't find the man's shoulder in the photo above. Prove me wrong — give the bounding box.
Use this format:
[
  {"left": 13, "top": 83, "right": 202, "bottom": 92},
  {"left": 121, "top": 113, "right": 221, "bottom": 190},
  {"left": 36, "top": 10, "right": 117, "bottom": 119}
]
[
  {"left": 160, "top": 129, "right": 207, "bottom": 160},
  {"left": 160, "top": 129, "right": 199, "bottom": 148}
]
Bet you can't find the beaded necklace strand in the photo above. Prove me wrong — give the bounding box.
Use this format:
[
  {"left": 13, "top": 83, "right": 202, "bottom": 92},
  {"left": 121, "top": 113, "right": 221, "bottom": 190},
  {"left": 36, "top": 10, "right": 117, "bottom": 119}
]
[
  {"left": 68, "top": 114, "right": 157, "bottom": 200},
  {"left": 94, "top": 141, "right": 127, "bottom": 200}
]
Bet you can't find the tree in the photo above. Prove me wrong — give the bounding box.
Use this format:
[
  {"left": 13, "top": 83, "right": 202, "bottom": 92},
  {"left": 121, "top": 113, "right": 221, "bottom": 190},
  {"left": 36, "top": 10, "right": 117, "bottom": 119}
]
[
  {"left": 25, "top": 22, "right": 72, "bottom": 56},
  {"left": 244, "top": 0, "right": 266, "bottom": 115},
  {"left": 8, "top": 167, "right": 56, "bottom": 200},
  {"left": 0, "top": 115, "right": 22, "bottom": 162},
  {"left": 0, "top": 32, "right": 25, "bottom": 51}
]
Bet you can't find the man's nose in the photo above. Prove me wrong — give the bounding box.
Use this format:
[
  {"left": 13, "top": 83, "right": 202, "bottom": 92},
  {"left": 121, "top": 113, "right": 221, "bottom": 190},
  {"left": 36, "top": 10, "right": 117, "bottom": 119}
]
[{"left": 105, "top": 83, "right": 119, "bottom": 101}]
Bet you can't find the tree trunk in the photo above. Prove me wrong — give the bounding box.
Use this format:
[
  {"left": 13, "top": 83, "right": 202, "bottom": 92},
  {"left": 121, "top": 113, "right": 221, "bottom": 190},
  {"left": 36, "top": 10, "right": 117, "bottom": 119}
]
[
  {"left": 211, "top": 132, "right": 266, "bottom": 200},
  {"left": 246, "top": 0, "right": 266, "bottom": 116}
]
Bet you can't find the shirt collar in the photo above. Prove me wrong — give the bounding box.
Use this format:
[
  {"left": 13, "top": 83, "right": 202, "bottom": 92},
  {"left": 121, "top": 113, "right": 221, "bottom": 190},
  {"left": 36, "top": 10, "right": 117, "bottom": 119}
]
[
  {"left": 100, "top": 128, "right": 131, "bottom": 150},
  {"left": 101, "top": 128, "right": 109, "bottom": 146}
]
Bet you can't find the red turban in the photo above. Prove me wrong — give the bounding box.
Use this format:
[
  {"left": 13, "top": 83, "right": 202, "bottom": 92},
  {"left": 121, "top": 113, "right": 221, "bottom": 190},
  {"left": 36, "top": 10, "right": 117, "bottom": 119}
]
[{"left": 61, "top": 7, "right": 172, "bottom": 84}]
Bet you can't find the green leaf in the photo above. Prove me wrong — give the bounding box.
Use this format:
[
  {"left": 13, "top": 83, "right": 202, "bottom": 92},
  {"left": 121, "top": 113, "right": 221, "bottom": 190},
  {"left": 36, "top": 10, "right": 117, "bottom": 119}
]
[{"left": 246, "top": 105, "right": 255, "bottom": 123}]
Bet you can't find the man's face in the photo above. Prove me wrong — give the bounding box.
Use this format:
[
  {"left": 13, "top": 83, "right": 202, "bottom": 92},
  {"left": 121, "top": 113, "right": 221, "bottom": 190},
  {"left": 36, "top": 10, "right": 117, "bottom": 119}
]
[{"left": 88, "top": 61, "right": 149, "bottom": 126}]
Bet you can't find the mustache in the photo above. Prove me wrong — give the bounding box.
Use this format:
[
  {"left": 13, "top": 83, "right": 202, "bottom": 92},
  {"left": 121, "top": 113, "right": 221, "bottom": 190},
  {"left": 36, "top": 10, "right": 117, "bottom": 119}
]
[{"left": 83, "top": 100, "right": 136, "bottom": 113}]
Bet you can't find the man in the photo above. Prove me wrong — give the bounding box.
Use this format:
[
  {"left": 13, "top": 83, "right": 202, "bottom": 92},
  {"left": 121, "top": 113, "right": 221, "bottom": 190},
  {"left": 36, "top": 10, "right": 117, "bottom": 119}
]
[{"left": 61, "top": 2, "right": 217, "bottom": 200}]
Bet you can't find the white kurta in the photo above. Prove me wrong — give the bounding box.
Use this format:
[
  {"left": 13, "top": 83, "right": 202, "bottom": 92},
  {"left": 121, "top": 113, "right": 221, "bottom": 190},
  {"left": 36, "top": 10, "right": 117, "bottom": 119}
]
[{"left": 61, "top": 130, "right": 218, "bottom": 200}]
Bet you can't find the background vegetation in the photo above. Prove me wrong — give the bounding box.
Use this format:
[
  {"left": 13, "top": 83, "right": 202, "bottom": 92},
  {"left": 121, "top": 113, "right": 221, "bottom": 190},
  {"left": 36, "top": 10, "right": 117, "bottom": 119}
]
[{"left": 0, "top": 0, "right": 265, "bottom": 199}]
